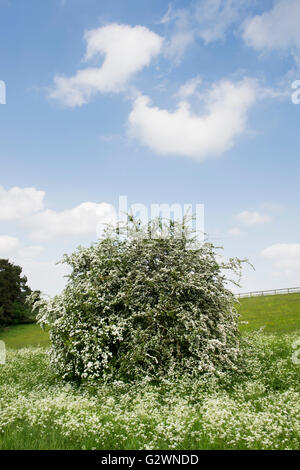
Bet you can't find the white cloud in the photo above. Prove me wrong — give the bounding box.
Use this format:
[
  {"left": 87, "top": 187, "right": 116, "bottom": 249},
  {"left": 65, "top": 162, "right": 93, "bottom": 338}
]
[
  {"left": 262, "top": 243, "right": 300, "bottom": 269},
  {"left": 0, "top": 186, "right": 45, "bottom": 221},
  {"left": 0, "top": 234, "right": 43, "bottom": 260},
  {"left": 0, "top": 233, "right": 67, "bottom": 295},
  {"left": 18, "top": 245, "right": 44, "bottom": 260},
  {"left": 129, "top": 78, "right": 257, "bottom": 159},
  {"left": 235, "top": 210, "right": 271, "bottom": 226},
  {"left": 0, "top": 188, "right": 118, "bottom": 295},
  {"left": 160, "top": 4, "right": 193, "bottom": 62},
  {"left": 243, "top": 0, "right": 300, "bottom": 52},
  {"left": 29, "top": 201, "right": 116, "bottom": 241},
  {"left": 50, "top": 23, "right": 163, "bottom": 107},
  {"left": 177, "top": 77, "right": 202, "bottom": 99},
  {"left": 164, "top": 30, "right": 195, "bottom": 63},
  {"left": 194, "top": 0, "right": 246, "bottom": 44},
  {"left": 161, "top": 1, "right": 250, "bottom": 62},
  {"left": 160, "top": 4, "right": 175, "bottom": 25},
  {"left": 228, "top": 227, "right": 242, "bottom": 236},
  {"left": 0, "top": 235, "right": 20, "bottom": 255},
  {"left": 20, "top": 259, "right": 70, "bottom": 296}
]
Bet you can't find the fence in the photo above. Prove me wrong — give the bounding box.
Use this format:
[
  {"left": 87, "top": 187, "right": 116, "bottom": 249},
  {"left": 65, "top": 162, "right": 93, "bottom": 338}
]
[{"left": 235, "top": 286, "right": 300, "bottom": 299}]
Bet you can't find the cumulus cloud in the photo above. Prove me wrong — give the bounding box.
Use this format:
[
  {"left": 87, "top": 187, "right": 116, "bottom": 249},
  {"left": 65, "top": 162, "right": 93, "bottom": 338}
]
[
  {"left": 0, "top": 235, "right": 43, "bottom": 263},
  {"left": 235, "top": 210, "right": 271, "bottom": 226},
  {"left": 0, "top": 186, "right": 119, "bottom": 294},
  {"left": 129, "top": 78, "right": 257, "bottom": 159},
  {"left": 1, "top": 250, "right": 68, "bottom": 296},
  {"left": 20, "top": 259, "right": 70, "bottom": 296},
  {"left": 0, "top": 234, "right": 66, "bottom": 295},
  {"left": 243, "top": 0, "right": 300, "bottom": 52},
  {"left": 0, "top": 235, "right": 20, "bottom": 255},
  {"left": 18, "top": 245, "right": 44, "bottom": 260},
  {"left": 262, "top": 243, "right": 300, "bottom": 269},
  {"left": 29, "top": 201, "right": 116, "bottom": 241},
  {"left": 0, "top": 186, "right": 45, "bottom": 221},
  {"left": 0, "top": 235, "right": 61, "bottom": 295},
  {"left": 49, "top": 23, "right": 163, "bottom": 107}
]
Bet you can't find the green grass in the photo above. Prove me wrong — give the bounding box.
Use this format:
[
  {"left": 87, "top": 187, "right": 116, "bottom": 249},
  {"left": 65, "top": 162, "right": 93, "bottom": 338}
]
[
  {"left": 0, "top": 334, "right": 299, "bottom": 450},
  {"left": 0, "top": 323, "right": 50, "bottom": 349},
  {"left": 0, "top": 292, "right": 299, "bottom": 350},
  {"left": 0, "top": 294, "right": 299, "bottom": 450},
  {"left": 237, "top": 292, "right": 300, "bottom": 334}
]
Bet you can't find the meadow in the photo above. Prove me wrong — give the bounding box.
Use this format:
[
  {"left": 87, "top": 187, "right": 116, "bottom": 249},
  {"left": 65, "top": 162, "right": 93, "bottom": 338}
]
[
  {"left": 0, "top": 293, "right": 299, "bottom": 450},
  {"left": 237, "top": 292, "right": 300, "bottom": 334}
]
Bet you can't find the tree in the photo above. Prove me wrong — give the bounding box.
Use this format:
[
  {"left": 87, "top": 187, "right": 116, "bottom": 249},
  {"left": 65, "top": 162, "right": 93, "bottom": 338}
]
[
  {"left": 36, "top": 217, "right": 244, "bottom": 382},
  {"left": 0, "top": 259, "right": 36, "bottom": 326}
]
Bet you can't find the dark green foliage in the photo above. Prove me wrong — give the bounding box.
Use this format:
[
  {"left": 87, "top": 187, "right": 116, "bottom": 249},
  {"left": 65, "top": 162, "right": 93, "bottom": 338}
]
[{"left": 0, "top": 259, "right": 38, "bottom": 326}]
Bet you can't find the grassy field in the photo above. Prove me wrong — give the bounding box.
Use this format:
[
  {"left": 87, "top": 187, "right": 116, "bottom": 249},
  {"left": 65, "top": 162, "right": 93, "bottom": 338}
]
[
  {"left": 0, "top": 293, "right": 299, "bottom": 450},
  {"left": 237, "top": 292, "right": 300, "bottom": 334},
  {"left": 0, "top": 323, "right": 50, "bottom": 349},
  {"left": 1, "top": 292, "right": 299, "bottom": 349}
]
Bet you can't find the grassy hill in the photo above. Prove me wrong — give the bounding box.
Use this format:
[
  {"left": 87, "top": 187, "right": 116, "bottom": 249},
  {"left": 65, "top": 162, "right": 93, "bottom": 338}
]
[
  {"left": 0, "top": 292, "right": 299, "bottom": 349},
  {"left": 0, "top": 323, "right": 50, "bottom": 349},
  {"left": 237, "top": 292, "right": 300, "bottom": 333}
]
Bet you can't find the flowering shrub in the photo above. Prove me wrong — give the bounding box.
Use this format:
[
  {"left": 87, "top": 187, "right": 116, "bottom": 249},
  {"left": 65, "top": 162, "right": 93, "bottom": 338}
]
[{"left": 36, "top": 218, "right": 243, "bottom": 381}]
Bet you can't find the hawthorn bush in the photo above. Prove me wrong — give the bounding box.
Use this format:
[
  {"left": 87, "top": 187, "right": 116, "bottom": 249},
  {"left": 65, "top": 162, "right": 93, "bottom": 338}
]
[{"left": 37, "top": 218, "right": 243, "bottom": 382}]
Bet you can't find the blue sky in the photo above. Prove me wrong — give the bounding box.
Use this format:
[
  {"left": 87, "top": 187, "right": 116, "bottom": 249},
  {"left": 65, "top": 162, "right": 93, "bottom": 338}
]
[{"left": 0, "top": 0, "right": 300, "bottom": 295}]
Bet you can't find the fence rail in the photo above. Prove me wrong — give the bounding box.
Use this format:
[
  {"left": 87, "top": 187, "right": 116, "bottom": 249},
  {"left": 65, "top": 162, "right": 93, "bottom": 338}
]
[{"left": 235, "top": 286, "right": 300, "bottom": 299}]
